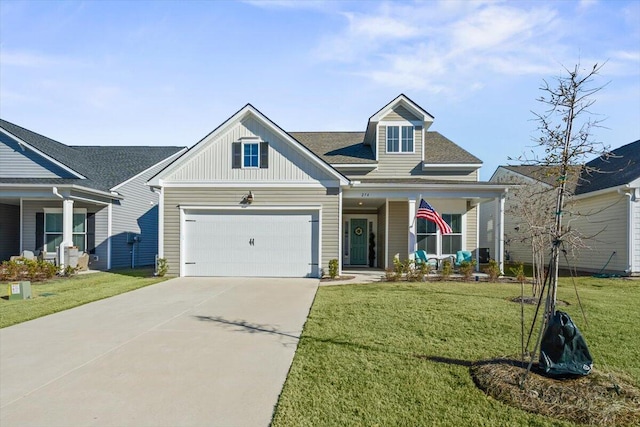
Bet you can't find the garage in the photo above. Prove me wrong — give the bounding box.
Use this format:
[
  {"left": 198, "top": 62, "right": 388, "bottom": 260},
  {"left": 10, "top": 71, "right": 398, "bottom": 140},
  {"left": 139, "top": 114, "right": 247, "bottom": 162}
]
[{"left": 181, "top": 208, "right": 320, "bottom": 277}]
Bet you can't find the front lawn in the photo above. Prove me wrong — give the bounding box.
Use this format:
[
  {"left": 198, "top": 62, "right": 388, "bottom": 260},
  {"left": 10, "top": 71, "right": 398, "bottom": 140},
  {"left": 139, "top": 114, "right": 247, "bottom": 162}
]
[
  {"left": 272, "top": 277, "right": 640, "bottom": 426},
  {"left": 0, "top": 269, "right": 169, "bottom": 328}
]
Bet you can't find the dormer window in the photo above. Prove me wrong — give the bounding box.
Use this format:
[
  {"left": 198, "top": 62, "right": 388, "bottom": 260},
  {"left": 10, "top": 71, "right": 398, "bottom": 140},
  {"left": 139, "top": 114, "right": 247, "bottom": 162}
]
[{"left": 387, "top": 125, "right": 414, "bottom": 153}]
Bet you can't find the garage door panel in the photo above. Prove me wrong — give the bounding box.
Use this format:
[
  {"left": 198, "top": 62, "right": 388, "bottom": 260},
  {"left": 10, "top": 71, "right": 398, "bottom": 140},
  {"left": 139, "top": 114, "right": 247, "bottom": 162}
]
[{"left": 183, "top": 210, "right": 318, "bottom": 277}]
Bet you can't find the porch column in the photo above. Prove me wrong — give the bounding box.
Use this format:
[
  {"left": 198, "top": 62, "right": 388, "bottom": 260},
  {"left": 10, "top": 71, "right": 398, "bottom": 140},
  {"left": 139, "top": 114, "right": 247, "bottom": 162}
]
[
  {"left": 60, "top": 199, "right": 74, "bottom": 268},
  {"left": 408, "top": 198, "right": 416, "bottom": 259},
  {"left": 494, "top": 195, "right": 505, "bottom": 274}
]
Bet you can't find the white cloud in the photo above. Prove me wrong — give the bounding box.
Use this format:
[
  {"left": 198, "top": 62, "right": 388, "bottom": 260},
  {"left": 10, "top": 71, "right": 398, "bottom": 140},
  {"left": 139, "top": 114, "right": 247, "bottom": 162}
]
[
  {"left": 311, "top": 1, "right": 626, "bottom": 96},
  {"left": 0, "top": 50, "right": 84, "bottom": 68}
]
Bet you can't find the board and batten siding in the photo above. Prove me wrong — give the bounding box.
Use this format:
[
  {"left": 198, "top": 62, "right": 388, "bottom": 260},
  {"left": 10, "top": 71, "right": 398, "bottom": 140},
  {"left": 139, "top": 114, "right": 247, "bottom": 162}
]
[
  {"left": 162, "top": 187, "right": 340, "bottom": 276},
  {"left": 387, "top": 201, "right": 409, "bottom": 265},
  {"left": 0, "top": 203, "right": 19, "bottom": 260},
  {"left": 0, "top": 133, "right": 75, "bottom": 179},
  {"left": 20, "top": 200, "right": 109, "bottom": 270},
  {"left": 163, "top": 116, "right": 331, "bottom": 183},
  {"left": 110, "top": 157, "right": 176, "bottom": 268}
]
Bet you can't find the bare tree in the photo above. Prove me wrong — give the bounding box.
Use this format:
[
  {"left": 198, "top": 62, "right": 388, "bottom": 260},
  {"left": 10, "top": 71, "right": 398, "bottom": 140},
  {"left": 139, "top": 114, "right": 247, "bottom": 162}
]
[{"left": 529, "top": 62, "right": 609, "bottom": 316}]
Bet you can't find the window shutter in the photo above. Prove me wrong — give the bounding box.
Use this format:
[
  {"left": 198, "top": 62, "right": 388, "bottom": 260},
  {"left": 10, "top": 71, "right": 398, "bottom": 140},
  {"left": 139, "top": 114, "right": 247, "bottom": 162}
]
[
  {"left": 260, "top": 142, "right": 269, "bottom": 169},
  {"left": 35, "top": 212, "right": 44, "bottom": 253},
  {"left": 232, "top": 142, "right": 241, "bottom": 169},
  {"left": 87, "top": 212, "right": 96, "bottom": 254}
]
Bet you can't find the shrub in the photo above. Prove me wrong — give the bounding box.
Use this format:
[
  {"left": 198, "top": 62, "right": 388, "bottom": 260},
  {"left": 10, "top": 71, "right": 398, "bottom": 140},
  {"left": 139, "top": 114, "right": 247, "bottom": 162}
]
[
  {"left": 441, "top": 259, "right": 453, "bottom": 279},
  {"left": 328, "top": 259, "right": 339, "bottom": 279},
  {"left": 156, "top": 258, "right": 169, "bottom": 277},
  {"left": 459, "top": 260, "right": 476, "bottom": 281},
  {"left": 510, "top": 262, "right": 526, "bottom": 284},
  {"left": 0, "top": 259, "right": 58, "bottom": 282},
  {"left": 407, "top": 261, "right": 429, "bottom": 282},
  {"left": 385, "top": 268, "right": 399, "bottom": 282},
  {"left": 484, "top": 259, "right": 501, "bottom": 282}
]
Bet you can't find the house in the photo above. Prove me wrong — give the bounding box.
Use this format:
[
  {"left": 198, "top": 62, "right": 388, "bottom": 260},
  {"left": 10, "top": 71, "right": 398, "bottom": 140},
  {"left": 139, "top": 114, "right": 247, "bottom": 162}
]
[
  {"left": 0, "top": 119, "right": 186, "bottom": 269},
  {"left": 480, "top": 140, "right": 640, "bottom": 276},
  {"left": 148, "top": 95, "right": 509, "bottom": 278}
]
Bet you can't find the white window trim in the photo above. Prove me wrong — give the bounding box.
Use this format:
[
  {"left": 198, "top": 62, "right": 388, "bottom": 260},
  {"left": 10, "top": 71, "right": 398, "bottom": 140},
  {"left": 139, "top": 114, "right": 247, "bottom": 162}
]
[
  {"left": 242, "top": 141, "right": 260, "bottom": 169},
  {"left": 417, "top": 212, "right": 464, "bottom": 257},
  {"left": 43, "top": 208, "right": 88, "bottom": 252},
  {"left": 384, "top": 123, "right": 415, "bottom": 154}
]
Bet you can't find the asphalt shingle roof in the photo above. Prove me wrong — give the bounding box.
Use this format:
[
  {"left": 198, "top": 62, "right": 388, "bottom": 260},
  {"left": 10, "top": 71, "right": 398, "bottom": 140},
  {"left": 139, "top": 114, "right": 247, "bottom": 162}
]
[
  {"left": 575, "top": 140, "right": 640, "bottom": 195},
  {"left": 1, "top": 119, "right": 184, "bottom": 192},
  {"left": 290, "top": 132, "right": 374, "bottom": 164},
  {"left": 500, "top": 140, "right": 640, "bottom": 195},
  {"left": 290, "top": 130, "right": 481, "bottom": 165}
]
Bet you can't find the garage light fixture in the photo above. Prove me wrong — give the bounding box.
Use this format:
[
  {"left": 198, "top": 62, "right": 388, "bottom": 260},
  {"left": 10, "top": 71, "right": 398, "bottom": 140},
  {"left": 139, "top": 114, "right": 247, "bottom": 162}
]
[{"left": 246, "top": 191, "right": 254, "bottom": 204}]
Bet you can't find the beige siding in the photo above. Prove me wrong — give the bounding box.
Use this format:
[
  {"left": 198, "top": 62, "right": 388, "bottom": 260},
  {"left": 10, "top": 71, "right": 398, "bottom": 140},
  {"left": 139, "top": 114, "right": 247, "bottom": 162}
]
[
  {"left": 466, "top": 202, "right": 478, "bottom": 251},
  {"left": 418, "top": 169, "right": 478, "bottom": 182},
  {"left": 368, "top": 124, "right": 422, "bottom": 178},
  {"left": 377, "top": 203, "right": 386, "bottom": 268},
  {"left": 164, "top": 116, "right": 333, "bottom": 183},
  {"left": 559, "top": 192, "right": 629, "bottom": 273},
  {"left": 387, "top": 201, "right": 409, "bottom": 265},
  {"left": 163, "top": 187, "right": 339, "bottom": 276},
  {"left": 634, "top": 199, "right": 640, "bottom": 274},
  {"left": 382, "top": 105, "right": 421, "bottom": 122}
]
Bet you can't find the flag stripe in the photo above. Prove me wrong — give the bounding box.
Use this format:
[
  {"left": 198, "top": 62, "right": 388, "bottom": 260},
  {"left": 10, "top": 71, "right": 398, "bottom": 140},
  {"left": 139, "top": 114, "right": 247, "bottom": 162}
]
[{"left": 416, "top": 199, "right": 453, "bottom": 234}]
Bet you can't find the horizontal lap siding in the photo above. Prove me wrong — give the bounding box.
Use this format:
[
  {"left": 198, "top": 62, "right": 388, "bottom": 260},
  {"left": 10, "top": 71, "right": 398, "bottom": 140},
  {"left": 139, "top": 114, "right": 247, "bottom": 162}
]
[
  {"left": 560, "top": 192, "right": 629, "bottom": 274},
  {"left": 163, "top": 187, "right": 339, "bottom": 276},
  {"left": 377, "top": 204, "right": 386, "bottom": 268},
  {"left": 387, "top": 201, "right": 408, "bottom": 265},
  {"left": 466, "top": 204, "right": 478, "bottom": 251},
  {"left": 0, "top": 135, "right": 73, "bottom": 178},
  {"left": 634, "top": 200, "right": 640, "bottom": 274},
  {"left": 371, "top": 125, "right": 423, "bottom": 178}
]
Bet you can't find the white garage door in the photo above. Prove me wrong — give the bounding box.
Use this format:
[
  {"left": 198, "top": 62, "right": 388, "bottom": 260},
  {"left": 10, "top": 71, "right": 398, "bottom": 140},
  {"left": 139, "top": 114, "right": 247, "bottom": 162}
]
[{"left": 182, "top": 209, "right": 319, "bottom": 277}]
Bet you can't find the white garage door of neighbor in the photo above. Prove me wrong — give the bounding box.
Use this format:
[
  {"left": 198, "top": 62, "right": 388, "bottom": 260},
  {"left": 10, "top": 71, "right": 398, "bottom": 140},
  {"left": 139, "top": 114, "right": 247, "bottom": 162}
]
[{"left": 183, "top": 210, "right": 319, "bottom": 277}]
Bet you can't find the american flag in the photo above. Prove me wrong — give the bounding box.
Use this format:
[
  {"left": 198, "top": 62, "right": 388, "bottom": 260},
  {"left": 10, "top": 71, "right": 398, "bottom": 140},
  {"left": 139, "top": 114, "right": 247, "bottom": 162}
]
[{"left": 416, "top": 199, "right": 452, "bottom": 234}]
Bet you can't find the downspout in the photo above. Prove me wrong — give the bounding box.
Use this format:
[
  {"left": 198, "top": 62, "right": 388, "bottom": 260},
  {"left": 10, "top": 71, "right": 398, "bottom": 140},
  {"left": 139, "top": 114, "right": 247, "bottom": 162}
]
[
  {"left": 618, "top": 186, "right": 635, "bottom": 274},
  {"left": 52, "top": 187, "right": 64, "bottom": 271}
]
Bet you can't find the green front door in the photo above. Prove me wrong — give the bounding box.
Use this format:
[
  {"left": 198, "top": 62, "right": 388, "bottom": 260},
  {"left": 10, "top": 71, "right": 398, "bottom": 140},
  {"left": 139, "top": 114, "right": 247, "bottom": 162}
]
[{"left": 350, "top": 219, "right": 368, "bottom": 265}]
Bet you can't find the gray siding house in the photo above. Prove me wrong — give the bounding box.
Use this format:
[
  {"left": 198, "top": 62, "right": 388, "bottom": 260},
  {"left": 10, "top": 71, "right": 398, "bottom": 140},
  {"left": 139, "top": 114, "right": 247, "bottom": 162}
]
[
  {"left": 479, "top": 140, "right": 640, "bottom": 276},
  {"left": 0, "top": 119, "right": 185, "bottom": 269},
  {"left": 149, "top": 95, "right": 509, "bottom": 278}
]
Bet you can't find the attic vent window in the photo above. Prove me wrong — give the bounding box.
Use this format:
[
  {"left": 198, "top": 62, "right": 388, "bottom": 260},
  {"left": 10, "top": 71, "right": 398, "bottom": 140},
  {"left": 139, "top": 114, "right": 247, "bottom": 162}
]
[{"left": 387, "top": 125, "right": 414, "bottom": 153}]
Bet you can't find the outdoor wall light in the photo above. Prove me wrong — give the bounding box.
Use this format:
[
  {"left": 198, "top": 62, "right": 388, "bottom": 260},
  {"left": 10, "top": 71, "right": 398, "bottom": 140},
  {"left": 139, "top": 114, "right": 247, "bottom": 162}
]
[{"left": 246, "top": 191, "right": 254, "bottom": 204}]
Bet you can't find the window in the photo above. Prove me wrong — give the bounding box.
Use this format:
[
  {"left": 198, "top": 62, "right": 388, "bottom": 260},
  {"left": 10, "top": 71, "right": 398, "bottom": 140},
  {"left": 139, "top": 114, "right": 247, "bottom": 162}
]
[
  {"left": 243, "top": 143, "right": 259, "bottom": 168},
  {"left": 417, "top": 213, "right": 462, "bottom": 255},
  {"left": 386, "top": 125, "right": 413, "bottom": 153},
  {"left": 44, "top": 211, "right": 86, "bottom": 252}
]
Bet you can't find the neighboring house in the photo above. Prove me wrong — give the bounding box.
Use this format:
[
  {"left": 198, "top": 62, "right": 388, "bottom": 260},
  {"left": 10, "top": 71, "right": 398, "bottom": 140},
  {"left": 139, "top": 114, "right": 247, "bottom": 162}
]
[
  {"left": 0, "top": 119, "right": 186, "bottom": 269},
  {"left": 480, "top": 140, "right": 640, "bottom": 276},
  {"left": 148, "top": 94, "right": 509, "bottom": 278}
]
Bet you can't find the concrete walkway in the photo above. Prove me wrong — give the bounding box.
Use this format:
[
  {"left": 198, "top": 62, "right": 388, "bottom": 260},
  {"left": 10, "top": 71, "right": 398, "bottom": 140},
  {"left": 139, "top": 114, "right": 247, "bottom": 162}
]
[{"left": 0, "top": 277, "right": 318, "bottom": 427}]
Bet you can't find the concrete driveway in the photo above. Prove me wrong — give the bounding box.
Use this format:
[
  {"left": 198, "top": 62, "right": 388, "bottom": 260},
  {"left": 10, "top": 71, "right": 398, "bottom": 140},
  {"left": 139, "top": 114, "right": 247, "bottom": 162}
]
[{"left": 0, "top": 277, "right": 318, "bottom": 427}]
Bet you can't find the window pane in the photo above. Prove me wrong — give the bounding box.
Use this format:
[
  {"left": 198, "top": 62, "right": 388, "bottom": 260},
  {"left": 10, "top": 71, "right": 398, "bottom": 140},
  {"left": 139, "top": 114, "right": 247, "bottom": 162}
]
[
  {"left": 72, "top": 234, "right": 85, "bottom": 252},
  {"left": 46, "top": 234, "right": 62, "bottom": 252},
  {"left": 387, "top": 126, "right": 399, "bottom": 152},
  {"left": 442, "top": 214, "right": 462, "bottom": 233},
  {"left": 73, "top": 213, "right": 85, "bottom": 232},
  {"left": 45, "top": 213, "right": 63, "bottom": 233},
  {"left": 442, "top": 235, "right": 462, "bottom": 255},
  {"left": 401, "top": 126, "right": 413, "bottom": 152},
  {"left": 417, "top": 235, "right": 437, "bottom": 254},
  {"left": 243, "top": 143, "right": 258, "bottom": 167}
]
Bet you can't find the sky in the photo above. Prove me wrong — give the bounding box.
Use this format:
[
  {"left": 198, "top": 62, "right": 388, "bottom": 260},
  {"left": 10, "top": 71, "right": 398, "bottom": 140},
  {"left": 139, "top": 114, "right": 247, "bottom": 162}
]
[{"left": 1, "top": 0, "right": 639, "bottom": 178}]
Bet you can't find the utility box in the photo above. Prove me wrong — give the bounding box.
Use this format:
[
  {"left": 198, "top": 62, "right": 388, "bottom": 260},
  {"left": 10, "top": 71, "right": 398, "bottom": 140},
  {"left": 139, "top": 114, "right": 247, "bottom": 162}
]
[{"left": 8, "top": 281, "right": 32, "bottom": 300}]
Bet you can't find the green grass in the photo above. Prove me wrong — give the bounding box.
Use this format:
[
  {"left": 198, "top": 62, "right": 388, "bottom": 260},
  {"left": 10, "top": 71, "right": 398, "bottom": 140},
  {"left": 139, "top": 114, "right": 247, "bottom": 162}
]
[
  {"left": 273, "top": 277, "right": 640, "bottom": 426},
  {"left": 0, "top": 269, "right": 169, "bottom": 328}
]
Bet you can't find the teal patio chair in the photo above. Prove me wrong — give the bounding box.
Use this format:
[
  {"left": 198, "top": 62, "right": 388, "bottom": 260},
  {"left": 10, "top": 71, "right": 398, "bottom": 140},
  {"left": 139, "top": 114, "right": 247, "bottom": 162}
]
[
  {"left": 454, "top": 250, "right": 473, "bottom": 267},
  {"left": 415, "top": 250, "right": 438, "bottom": 269}
]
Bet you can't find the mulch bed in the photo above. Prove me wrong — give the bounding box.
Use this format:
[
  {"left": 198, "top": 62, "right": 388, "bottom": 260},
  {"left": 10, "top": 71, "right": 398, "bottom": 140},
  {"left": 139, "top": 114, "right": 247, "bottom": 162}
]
[{"left": 471, "top": 357, "right": 640, "bottom": 426}]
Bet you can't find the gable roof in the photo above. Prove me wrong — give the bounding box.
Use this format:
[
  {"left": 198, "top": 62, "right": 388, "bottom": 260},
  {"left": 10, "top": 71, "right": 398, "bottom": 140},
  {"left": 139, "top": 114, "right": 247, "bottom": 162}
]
[
  {"left": 149, "top": 104, "right": 349, "bottom": 186},
  {"left": 575, "top": 140, "right": 640, "bottom": 195},
  {"left": 0, "top": 119, "right": 185, "bottom": 192},
  {"left": 369, "top": 93, "right": 435, "bottom": 123},
  {"left": 497, "top": 140, "right": 640, "bottom": 195}
]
